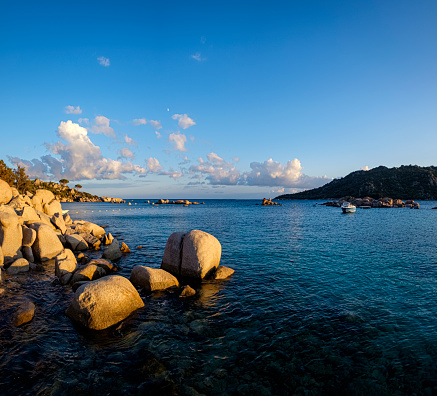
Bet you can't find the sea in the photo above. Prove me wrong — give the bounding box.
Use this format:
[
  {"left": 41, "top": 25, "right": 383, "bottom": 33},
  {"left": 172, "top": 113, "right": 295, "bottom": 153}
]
[{"left": 1, "top": 199, "right": 437, "bottom": 395}]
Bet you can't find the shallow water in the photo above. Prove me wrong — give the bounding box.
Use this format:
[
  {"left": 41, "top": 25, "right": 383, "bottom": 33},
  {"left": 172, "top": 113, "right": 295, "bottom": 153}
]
[{"left": 1, "top": 199, "right": 437, "bottom": 395}]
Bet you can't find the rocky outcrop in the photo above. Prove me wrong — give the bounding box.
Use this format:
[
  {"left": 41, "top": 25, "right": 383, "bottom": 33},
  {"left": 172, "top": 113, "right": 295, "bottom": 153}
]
[
  {"left": 161, "top": 230, "right": 222, "bottom": 279},
  {"left": 322, "top": 197, "right": 420, "bottom": 209},
  {"left": 155, "top": 199, "right": 204, "bottom": 205},
  {"left": 261, "top": 198, "right": 282, "bottom": 206},
  {"left": 130, "top": 266, "right": 179, "bottom": 292},
  {"left": 66, "top": 275, "right": 144, "bottom": 330}
]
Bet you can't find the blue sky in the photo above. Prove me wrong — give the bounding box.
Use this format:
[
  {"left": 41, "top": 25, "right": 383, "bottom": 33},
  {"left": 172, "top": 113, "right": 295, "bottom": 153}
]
[{"left": 1, "top": 1, "right": 436, "bottom": 198}]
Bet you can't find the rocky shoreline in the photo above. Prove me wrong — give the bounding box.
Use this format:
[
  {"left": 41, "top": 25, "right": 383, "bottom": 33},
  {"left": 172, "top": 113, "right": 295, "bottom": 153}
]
[
  {"left": 322, "top": 196, "right": 420, "bottom": 209},
  {"left": 0, "top": 179, "right": 234, "bottom": 330}
]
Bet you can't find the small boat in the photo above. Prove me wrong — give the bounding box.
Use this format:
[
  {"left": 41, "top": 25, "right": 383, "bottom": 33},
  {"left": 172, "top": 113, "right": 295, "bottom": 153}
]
[{"left": 341, "top": 202, "right": 356, "bottom": 213}]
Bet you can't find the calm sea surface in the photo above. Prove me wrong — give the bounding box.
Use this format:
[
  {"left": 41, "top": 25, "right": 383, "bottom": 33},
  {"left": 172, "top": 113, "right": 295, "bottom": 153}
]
[{"left": 1, "top": 199, "right": 437, "bottom": 395}]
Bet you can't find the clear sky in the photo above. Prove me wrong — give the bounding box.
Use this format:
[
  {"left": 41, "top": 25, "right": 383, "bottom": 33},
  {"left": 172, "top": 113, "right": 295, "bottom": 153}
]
[{"left": 1, "top": 1, "right": 436, "bottom": 198}]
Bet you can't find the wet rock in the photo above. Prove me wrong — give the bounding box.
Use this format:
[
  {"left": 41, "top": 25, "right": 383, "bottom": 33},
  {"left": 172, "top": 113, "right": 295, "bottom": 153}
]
[
  {"left": 212, "top": 266, "right": 235, "bottom": 280},
  {"left": 70, "top": 264, "right": 106, "bottom": 285},
  {"left": 14, "top": 300, "right": 35, "bottom": 326},
  {"left": 181, "top": 230, "right": 221, "bottom": 279},
  {"left": 0, "top": 208, "right": 23, "bottom": 264},
  {"left": 161, "top": 231, "right": 186, "bottom": 276},
  {"left": 29, "top": 222, "right": 64, "bottom": 262},
  {"left": 6, "top": 258, "right": 30, "bottom": 275},
  {"left": 65, "top": 234, "right": 88, "bottom": 251},
  {"left": 102, "top": 239, "right": 122, "bottom": 261},
  {"left": 66, "top": 275, "right": 144, "bottom": 330},
  {"left": 72, "top": 280, "right": 89, "bottom": 292},
  {"left": 180, "top": 285, "right": 196, "bottom": 297},
  {"left": 121, "top": 242, "right": 130, "bottom": 253},
  {"left": 55, "top": 249, "right": 78, "bottom": 285},
  {"left": 130, "top": 266, "right": 179, "bottom": 292},
  {"left": 88, "top": 258, "right": 114, "bottom": 273},
  {"left": 0, "top": 179, "right": 13, "bottom": 204},
  {"left": 102, "top": 232, "right": 114, "bottom": 245}
]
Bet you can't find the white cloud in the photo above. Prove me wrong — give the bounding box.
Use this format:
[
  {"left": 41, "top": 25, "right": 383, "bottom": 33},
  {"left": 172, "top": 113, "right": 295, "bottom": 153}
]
[
  {"left": 361, "top": 166, "right": 370, "bottom": 171},
  {"left": 149, "top": 120, "right": 162, "bottom": 130},
  {"left": 155, "top": 131, "right": 162, "bottom": 139},
  {"left": 120, "top": 147, "right": 135, "bottom": 160},
  {"left": 146, "top": 157, "right": 182, "bottom": 179},
  {"left": 91, "top": 115, "right": 115, "bottom": 138},
  {"left": 146, "top": 157, "right": 163, "bottom": 173},
  {"left": 233, "top": 157, "right": 240, "bottom": 163},
  {"left": 169, "top": 132, "right": 188, "bottom": 152},
  {"left": 124, "top": 134, "right": 137, "bottom": 146},
  {"left": 172, "top": 114, "right": 196, "bottom": 129},
  {"left": 97, "top": 56, "right": 110, "bottom": 67},
  {"left": 189, "top": 155, "right": 240, "bottom": 185},
  {"left": 64, "top": 105, "right": 82, "bottom": 114},
  {"left": 191, "top": 52, "right": 205, "bottom": 62},
  {"left": 13, "top": 121, "right": 146, "bottom": 180},
  {"left": 133, "top": 118, "right": 147, "bottom": 126},
  {"left": 78, "top": 118, "right": 89, "bottom": 125}
]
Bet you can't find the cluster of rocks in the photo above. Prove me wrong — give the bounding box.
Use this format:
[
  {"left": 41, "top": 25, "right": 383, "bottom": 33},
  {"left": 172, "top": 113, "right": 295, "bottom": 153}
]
[
  {"left": 0, "top": 179, "right": 234, "bottom": 331},
  {"left": 155, "top": 199, "right": 205, "bottom": 206},
  {"left": 33, "top": 179, "right": 125, "bottom": 203},
  {"left": 322, "top": 197, "right": 420, "bottom": 209},
  {"left": 261, "top": 198, "right": 282, "bottom": 206}
]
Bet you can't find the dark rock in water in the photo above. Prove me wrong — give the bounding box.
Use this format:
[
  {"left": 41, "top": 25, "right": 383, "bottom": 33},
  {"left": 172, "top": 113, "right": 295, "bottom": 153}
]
[
  {"left": 179, "top": 285, "right": 196, "bottom": 297},
  {"left": 121, "top": 242, "right": 131, "bottom": 253},
  {"left": 6, "top": 258, "right": 30, "bottom": 275},
  {"left": 102, "top": 239, "right": 122, "bottom": 261},
  {"left": 212, "top": 266, "right": 235, "bottom": 280},
  {"left": 71, "top": 280, "right": 89, "bottom": 292},
  {"left": 14, "top": 300, "right": 35, "bottom": 326},
  {"left": 130, "top": 266, "right": 179, "bottom": 292}
]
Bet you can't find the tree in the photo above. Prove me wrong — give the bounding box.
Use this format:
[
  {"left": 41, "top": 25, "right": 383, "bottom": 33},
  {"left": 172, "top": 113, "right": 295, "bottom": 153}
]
[
  {"left": 0, "top": 160, "right": 15, "bottom": 185},
  {"left": 75, "top": 184, "right": 82, "bottom": 191},
  {"left": 14, "top": 166, "right": 31, "bottom": 193},
  {"left": 59, "top": 179, "right": 69, "bottom": 186}
]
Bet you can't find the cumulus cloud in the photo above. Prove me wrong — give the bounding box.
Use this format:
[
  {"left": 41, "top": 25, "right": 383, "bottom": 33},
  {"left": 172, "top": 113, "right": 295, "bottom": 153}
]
[
  {"left": 119, "top": 147, "right": 135, "bottom": 160},
  {"left": 64, "top": 105, "right": 82, "bottom": 114},
  {"left": 361, "top": 166, "right": 370, "bottom": 171},
  {"left": 124, "top": 134, "right": 137, "bottom": 146},
  {"left": 172, "top": 114, "right": 196, "bottom": 129},
  {"left": 155, "top": 131, "right": 162, "bottom": 139},
  {"left": 149, "top": 120, "right": 162, "bottom": 130},
  {"left": 97, "top": 56, "right": 110, "bottom": 67},
  {"left": 78, "top": 118, "right": 89, "bottom": 125},
  {"left": 146, "top": 157, "right": 182, "bottom": 179},
  {"left": 169, "top": 133, "right": 188, "bottom": 152},
  {"left": 188, "top": 155, "right": 329, "bottom": 190},
  {"left": 91, "top": 116, "right": 115, "bottom": 138},
  {"left": 12, "top": 121, "right": 146, "bottom": 180},
  {"left": 133, "top": 118, "right": 147, "bottom": 126}
]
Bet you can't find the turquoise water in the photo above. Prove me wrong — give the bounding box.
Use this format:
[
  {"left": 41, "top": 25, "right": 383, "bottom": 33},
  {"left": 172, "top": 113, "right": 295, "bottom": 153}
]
[{"left": 1, "top": 199, "right": 437, "bottom": 395}]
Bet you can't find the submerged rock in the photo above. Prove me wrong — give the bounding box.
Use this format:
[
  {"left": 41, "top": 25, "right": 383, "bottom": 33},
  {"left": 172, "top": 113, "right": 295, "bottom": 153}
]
[
  {"left": 14, "top": 300, "right": 35, "bottom": 326},
  {"left": 179, "top": 285, "right": 196, "bottom": 297},
  {"left": 66, "top": 275, "right": 144, "bottom": 330},
  {"left": 130, "top": 266, "right": 179, "bottom": 292},
  {"left": 212, "top": 266, "right": 235, "bottom": 280}
]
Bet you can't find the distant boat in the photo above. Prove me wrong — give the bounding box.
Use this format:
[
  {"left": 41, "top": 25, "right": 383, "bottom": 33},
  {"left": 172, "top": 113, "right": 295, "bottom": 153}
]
[{"left": 341, "top": 202, "right": 356, "bottom": 213}]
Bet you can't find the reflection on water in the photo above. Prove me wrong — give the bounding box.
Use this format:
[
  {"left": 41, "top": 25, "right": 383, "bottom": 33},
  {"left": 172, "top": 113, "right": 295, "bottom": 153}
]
[{"left": 1, "top": 199, "right": 437, "bottom": 395}]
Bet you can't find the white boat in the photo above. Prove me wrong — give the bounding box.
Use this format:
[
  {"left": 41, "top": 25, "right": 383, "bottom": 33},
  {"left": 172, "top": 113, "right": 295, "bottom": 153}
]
[{"left": 341, "top": 202, "right": 356, "bottom": 213}]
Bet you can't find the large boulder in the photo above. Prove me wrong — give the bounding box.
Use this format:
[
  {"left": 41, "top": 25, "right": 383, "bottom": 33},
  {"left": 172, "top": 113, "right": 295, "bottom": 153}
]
[
  {"left": 17, "top": 206, "right": 40, "bottom": 223},
  {"left": 66, "top": 275, "right": 144, "bottom": 330},
  {"left": 21, "top": 225, "right": 36, "bottom": 247},
  {"left": 74, "top": 221, "right": 106, "bottom": 238},
  {"left": 66, "top": 234, "right": 88, "bottom": 251},
  {"left": 28, "top": 222, "right": 64, "bottom": 262},
  {"left": 70, "top": 264, "right": 106, "bottom": 285},
  {"left": 161, "top": 232, "right": 186, "bottom": 276},
  {"left": 0, "top": 208, "right": 23, "bottom": 264},
  {"left": 88, "top": 259, "right": 114, "bottom": 273},
  {"left": 180, "top": 230, "right": 221, "bottom": 279},
  {"left": 51, "top": 213, "right": 66, "bottom": 234},
  {"left": 0, "top": 179, "right": 12, "bottom": 204},
  {"left": 80, "top": 233, "right": 101, "bottom": 250},
  {"left": 31, "top": 189, "right": 55, "bottom": 212},
  {"left": 55, "top": 249, "right": 77, "bottom": 285},
  {"left": 44, "top": 200, "right": 63, "bottom": 217},
  {"left": 6, "top": 258, "right": 30, "bottom": 275},
  {"left": 130, "top": 266, "right": 179, "bottom": 292},
  {"left": 102, "top": 239, "right": 122, "bottom": 261}
]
